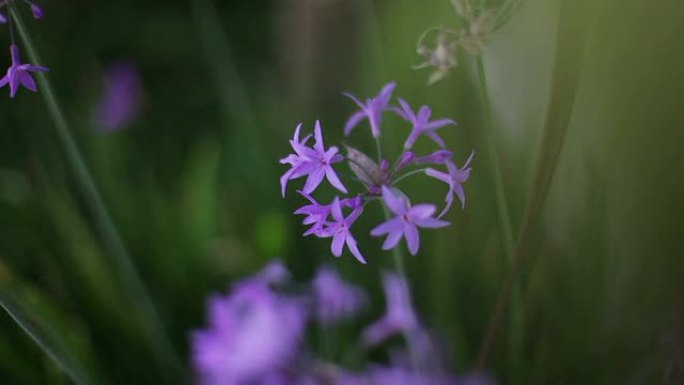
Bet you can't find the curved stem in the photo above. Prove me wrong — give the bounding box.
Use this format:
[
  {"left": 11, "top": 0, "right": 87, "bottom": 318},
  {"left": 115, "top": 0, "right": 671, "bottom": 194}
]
[
  {"left": 13, "top": 11, "right": 184, "bottom": 381},
  {"left": 392, "top": 168, "right": 428, "bottom": 185}
]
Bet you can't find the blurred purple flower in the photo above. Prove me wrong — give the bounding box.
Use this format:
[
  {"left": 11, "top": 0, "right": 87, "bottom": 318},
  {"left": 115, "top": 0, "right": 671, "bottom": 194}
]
[
  {"left": 425, "top": 150, "right": 474, "bottom": 216},
  {"left": 280, "top": 121, "right": 346, "bottom": 197},
  {"left": 362, "top": 272, "right": 419, "bottom": 346},
  {"left": 318, "top": 197, "right": 366, "bottom": 264},
  {"left": 312, "top": 266, "right": 367, "bottom": 324},
  {"left": 94, "top": 60, "right": 143, "bottom": 132},
  {"left": 192, "top": 279, "right": 307, "bottom": 385},
  {"left": 0, "top": 12, "right": 6, "bottom": 24},
  {"left": 0, "top": 44, "right": 48, "bottom": 98},
  {"left": 396, "top": 98, "right": 455, "bottom": 149},
  {"left": 30, "top": 3, "right": 43, "bottom": 19},
  {"left": 371, "top": 186, "right": 449, "bottom": 256},
  {"left": 344, "top": 82, "right": 396, "bottom": 138}
]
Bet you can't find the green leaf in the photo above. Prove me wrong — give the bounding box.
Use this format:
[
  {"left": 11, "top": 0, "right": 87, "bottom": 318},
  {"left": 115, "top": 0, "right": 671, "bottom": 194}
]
[{"left": 0, "top": 291, "right": 94, "bottom": 385}]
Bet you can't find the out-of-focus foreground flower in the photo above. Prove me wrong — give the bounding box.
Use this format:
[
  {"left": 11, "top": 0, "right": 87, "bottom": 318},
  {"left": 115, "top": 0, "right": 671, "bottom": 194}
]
[
  {"left": 94, "top": 60, "right": 144, "bottom": 132},
  {"left": 191, "top": 261, "right": 495, "bottom": 385}
]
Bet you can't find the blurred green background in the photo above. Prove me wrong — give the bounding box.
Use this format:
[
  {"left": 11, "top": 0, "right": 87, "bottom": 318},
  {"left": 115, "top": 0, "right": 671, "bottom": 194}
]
[{"left": 0, "top": 0, "right": 683, "bottom": 383}]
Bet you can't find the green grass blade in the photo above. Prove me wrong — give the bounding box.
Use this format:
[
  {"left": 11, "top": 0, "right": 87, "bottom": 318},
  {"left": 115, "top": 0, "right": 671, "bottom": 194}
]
[
  {"left": 11, "top": 10, "right": 184, "bottom": 381},
  {"left": 473, "top": 0, "right": 590, "bottom": 371},
  {"left": 0, "top": 291, "right": 93, "bottom": 385}
]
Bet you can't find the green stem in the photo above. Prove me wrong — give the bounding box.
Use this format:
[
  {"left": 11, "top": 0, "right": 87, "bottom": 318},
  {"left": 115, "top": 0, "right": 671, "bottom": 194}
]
[
  {"left": 475, "top": 55, "right": 524, "bottom": 380},
  {"left": 472, "top": 0, "right": 588, "bottom": 371},
  {"left": 13, "top": 11, "right": 183, "bottom": 381},
  {"left": 476, "top": 57, "right": 515, "bottom": 258}
]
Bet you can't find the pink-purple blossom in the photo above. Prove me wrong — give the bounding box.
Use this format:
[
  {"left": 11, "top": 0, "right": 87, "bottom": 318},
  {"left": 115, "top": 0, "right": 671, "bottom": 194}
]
[
  {"left": 280, "top": 121, "right": 346, "bottom": 197},
  {"left": 0, "top": 44, "right": 48, "bottom": 98},
  {"left": 344, "top": 82, "right": 396, "bottom": 138},
  {"left": 425, "top": 150, "right": 474, "bottom": 217},
  {"left": 396, "top": 98, "right": 455, "bottom": 149},
  {"left": 370, "top": 186, "right": 449, "bottom": 256},
  {"left": 317, "top": 197, "right": 365, "bottom": 264}
]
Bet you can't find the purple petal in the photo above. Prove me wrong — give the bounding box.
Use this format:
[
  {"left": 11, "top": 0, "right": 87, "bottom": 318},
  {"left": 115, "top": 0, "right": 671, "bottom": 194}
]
[
  {"left": 313, "top": 120, "right": 325, "bottom": 152},
  {"left": 370, "top": 217, "right": 402, "bottom": 237},
  {"left": 331, "top": 197, "right": 344, "bottom": 222},
  {"left": 362, "top": 317, "right": 394, "bottom": 346},
  {"left": 27, "top": 65, "right": 49, "bottom": 73},
  {"left": 403, "top": 224, "right": 420, "bottom": 255},
  {"left": 381, "top": 229, "right": 403, "bottom": 250},
  {"left": 344, "top": 110, "right": 366, "bottom": 136},
  {"left": 403, "top": 129, "right": 421, "bottom": 150},
  {"left": 19, "top": 73, "right": 37, "bottom": 92},
  {"left": 343, "top": 92, "right": 366, "bottom": 110},
  {"left": 292, "top": 123, "right": 303, "bottom": 143},
  {"left": 345, "top": 233, "right": 366, "bottom": 264},
  {"left": 0, "top": 13, "right": 6, "bottom": 24},
  {"left": 381, "top": 186, "right": 407, "bottom": 216},
  {"left": 280, "top": 169, "right": 295, "bottom": 197},
  {"left": 425, "top": 118, "right": 456, "bottom": 130},
  {"left": 408, "top": 204, "right": 436, "bottom": 221},
  {"left": 425, "top": 168, "right": 451, "bottom": 184},
  {"left": 425, "top": 130, "right": 446, "bottom": 148},
  {"left": 0, "top": 75, "right": 8, "bottom": 88},
  {"left": 302, "top": 168, "right": 325, "bottom": 194},
  {"left": 377, "top": 81, "right": 397, "bottom": 106},
  {"left": 414, "top": 217, "right": 450, "bottom": 229},
  {"left": 397, "top": 98, "right": 415, "bottom": 122},
  {"left": 454, "top": 183, "right": 466, "bottom": 208},
  {"left": 438, "top": 192, "right": 454, "bottom": 218},
  {"left": 325, "top": 166, "right": 347, "bottom": 194},
  {"left": 331, "top": 232, "right": 345, "bottom": 257},
  {"left": 417, "top": 105, "right": 432, "bottom": 121}
]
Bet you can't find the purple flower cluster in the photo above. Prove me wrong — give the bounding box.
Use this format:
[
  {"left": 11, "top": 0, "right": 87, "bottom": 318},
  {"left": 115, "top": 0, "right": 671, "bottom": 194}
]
[
  {"left": 280, "top": 82, "right": 473, "bottom": 263},
  {"left": 0, "top": 1, "right": 48, "bottom": 98},
  {"left": 191, "top": 261, "right": 494, "bottom": 385}
]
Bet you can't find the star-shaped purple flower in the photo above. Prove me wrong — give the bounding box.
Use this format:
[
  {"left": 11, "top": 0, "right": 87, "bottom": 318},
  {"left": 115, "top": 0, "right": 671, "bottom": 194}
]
[
  {"left": 344, "top": 82, "right": 396, "bottom": 138},
  {"left": 294, "top": 193, "right": 361, "bottom": 237},
  {"left": 0, "top": 44, "right": 49, "bottom": 98},
  {"left": 318, "top": 197, "right": 366, "bottom": 264},
  {"left": 280, "top": 121, "right": 347, "bottom": 197},
  {"left": 371, "top": 186, "right": 449, "bottom": 256},
  {"left": 425, "top": 150, "right": 473, "bottom": 217},
  {"left": 396, "top": 98, "right": 455, "bottom": 150},
  {"left": 362, "top": 272, "right": 419, "bottom": 346}
]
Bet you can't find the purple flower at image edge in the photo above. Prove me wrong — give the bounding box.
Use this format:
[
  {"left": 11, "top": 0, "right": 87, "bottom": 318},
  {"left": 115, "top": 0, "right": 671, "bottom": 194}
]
[
  {"left": 318, "top": 197, "right": 366, "bottom": 264},
  {"left": 94, "top": 60, "right": 143, "bottom": 133},
  {"left": 280, "top": 121, "right": 347, "bottom": 197},
  {"left": 0, "top": 12, "right": 6, "bottom": 24},
  {"left": 371, "top": 186, "right": 449, "bottom": 256},
  {"left": 344, "top": 81, "right": 397, "bottom": 138},
  {"left": 191, "top": 278, "right": 307, "bottom": 384},
  {"left": 396, "top": 98, "right": 455, "bottom": 150},
  {"left": 0, "top": 44, "right": 48, "bottom": 98},
  {"left": 362, "top": 272, "right": 419, "bottom": 346},
  {"left": 313, "top": 266, "right": 367, "bottom": 324},
  {"left": 425, "top": 150, "right": 474, "bottom": 217}
]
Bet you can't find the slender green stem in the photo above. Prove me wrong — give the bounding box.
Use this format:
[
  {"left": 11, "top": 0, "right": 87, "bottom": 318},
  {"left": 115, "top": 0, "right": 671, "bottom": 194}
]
[
  {"left": 374, "top": 137, "right": 383, "bottom": 164},
  {"left": 392, "top": 168, "right": 428, "bottom": 186},
  {"left": 472, "top": 0, "right": 588, "bottom": 370},
  {"left": 475, "top": 55, "right": 523, "bottom": 380},
  {"left": 476, "top": 58, "right": 515, "bottom": 258},
  {"left": 12, "top": 11, "right": 183, "bottom": 380}
]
